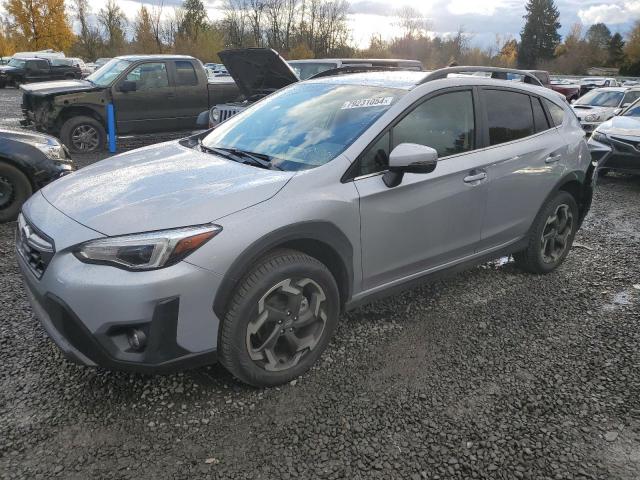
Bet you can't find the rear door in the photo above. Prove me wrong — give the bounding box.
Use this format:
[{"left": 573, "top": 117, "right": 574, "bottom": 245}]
[
  {"left": 111, "top": 61, "right": 179, "bottom": 134},
  {"left": 168, "top": 60, "right": 206, "bottom": 130},
  {"left": 476, "top": 88, "right": 567, "bottom": 250}
]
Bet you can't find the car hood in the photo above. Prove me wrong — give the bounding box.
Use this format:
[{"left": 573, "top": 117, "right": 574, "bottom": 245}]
[
  {"left": 0, "top": 66, "right": 17, "bottom": 73},
  {"left": 595, "top": 115, "right": 640, "bottom": 136},
  {"left": 40, "top": 141, "right": 294, "bottom": 236},
  {"left": 571, "top": 105, "right": 616, "bottom": 119},
  {"left": 20, "top": 79, "right": 101, "bottom": 97},
  {"left": 0, "top": 127, "right": 61, "bottom": 145},
  {"left": 218, "top": 48, "right": 299, "bottom": 98}
]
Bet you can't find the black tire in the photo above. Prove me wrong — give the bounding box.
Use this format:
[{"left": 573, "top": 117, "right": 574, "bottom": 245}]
[
  {"left": 0, "top": 162, "right": 32, "bottom": 223},
  {"left": 514, "top": 191, "right": 579, "bottom": 274},
  {"left": 60, "top": 115, "right": 106, "bottom": 153},
  {"left": 219, "top": 249, "right": 340, "bottom": 387}
]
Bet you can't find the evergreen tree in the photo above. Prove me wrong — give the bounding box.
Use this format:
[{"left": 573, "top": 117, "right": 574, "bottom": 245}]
[
  {"left": 517, "top": 0, "right": 561, "bottom": 69},
  {"left": 608, "top": 32, "right": 625, "bottom": 67},
  {"left": 585, "top": 23, "right": 611, "bottom": 50},
  {"left": 134, "top": 6, "right": 158, "bottom": 53},
  {"left": 179, "top": 0, "right": 208, "bottom": 40}
]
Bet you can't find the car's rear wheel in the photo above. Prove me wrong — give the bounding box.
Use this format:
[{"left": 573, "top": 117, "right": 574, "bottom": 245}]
[
  {"left": 0, "top": 162, "right": 32, "bottom": 223},
  {"left": 514, "top": 191, "right": 578, "bottom": 274},
  {"left": 219, "top": 249, "right": 340, "bottom": 387},
  {"left": 60, "top": 116, "right": 106, "bottom": 153}
]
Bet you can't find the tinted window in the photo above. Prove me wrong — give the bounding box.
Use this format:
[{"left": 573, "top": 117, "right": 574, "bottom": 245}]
[
  {"left": 393, "top": 90, "right": 475, "bottom": 157},
  {"left": 622, "top": 90, "right": 640, "bottom": 106},
  {"left": 359, "top": 132, "right": 390, "bottom": 176},
  {"left": 544, "top": 98, "right": 565, "bottom": 126},
  {"left": 485, "top": 90, "right": 534, "bottom": 145},
  {"left": 175, "top": 61, "right": 198, "bottom": 86},
  {"left": 531, "top": 97, "right": 550, "bottom": 132},
  {"left": 33, "top": 60, "right": 49, "bottom": 70},
  {"left": 125, "top": 62, "right": 169, "bottom": 90}
]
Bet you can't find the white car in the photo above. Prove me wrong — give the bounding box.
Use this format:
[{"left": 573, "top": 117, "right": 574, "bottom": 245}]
[{"left": 572, "top": 87, "right": 640, "bottom": 133}]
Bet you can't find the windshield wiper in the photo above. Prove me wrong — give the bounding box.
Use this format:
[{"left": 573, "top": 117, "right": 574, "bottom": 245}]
[{"left": 198, "top": 141, "right": 282, "bottom": 171}]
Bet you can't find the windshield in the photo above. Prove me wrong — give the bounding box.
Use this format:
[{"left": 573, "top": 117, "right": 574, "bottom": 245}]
[
  {"left": 87, "top": 58, "right": 130, "bottom": 86},
  {"left": 8, "top": 59, "right": 25, "bottom": 68},
  {"left": 575, "top": 90, "right": 623, "bottom": 107},
  {"left": 202, "top": 83, "right": 404, "bottom": 171},
  {"left": 288, "top": 62, "right": 338, "bottom": 80},
  {"left": 581, "top": 78, "right": 605, "bottom": 85}
]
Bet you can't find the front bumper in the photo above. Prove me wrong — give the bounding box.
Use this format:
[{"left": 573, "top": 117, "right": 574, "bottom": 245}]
[
  {"left": 589, "top": 135, "right": 640, "bottom": 174},
  {"left": 16, "top": 197, "right": 224, "bottom": 372}
]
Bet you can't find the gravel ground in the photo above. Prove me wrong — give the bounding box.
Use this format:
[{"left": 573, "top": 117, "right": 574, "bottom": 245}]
[{"left": 1, "top": 87, "right": 640, "bottom": 480}]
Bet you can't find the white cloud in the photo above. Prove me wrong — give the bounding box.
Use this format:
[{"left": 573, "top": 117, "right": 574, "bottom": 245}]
[
  {"left": 578, "top": 1, "right": 640, "bottom": 25},
  {"left": 447, "top": 0, "right": 506, "bottom": 16}
]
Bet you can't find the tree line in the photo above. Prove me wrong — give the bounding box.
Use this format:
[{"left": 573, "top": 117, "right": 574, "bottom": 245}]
[{"left": 2, "top": 0, "right": 640, "bottom": 75}]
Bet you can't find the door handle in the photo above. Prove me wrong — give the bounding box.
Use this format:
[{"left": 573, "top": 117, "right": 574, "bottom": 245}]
[
  {"left": 545, "top": 153, "right": 562, "bottom": 164},
  {"left": 464, "top": 171, "right": 487, "bottom": 183}
]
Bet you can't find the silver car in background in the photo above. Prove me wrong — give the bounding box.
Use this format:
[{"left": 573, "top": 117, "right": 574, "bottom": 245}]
[
  {"left": 572, "top": 87, "right": 640, "bottom": 133},
  {"left": 17, "top": 67, "right": 594, "bottom": 387}
]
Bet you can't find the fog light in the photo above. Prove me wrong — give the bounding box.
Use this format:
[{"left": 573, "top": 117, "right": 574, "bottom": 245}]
[{"left": 127, "top": 328, "right": 147, "bottom": 351}]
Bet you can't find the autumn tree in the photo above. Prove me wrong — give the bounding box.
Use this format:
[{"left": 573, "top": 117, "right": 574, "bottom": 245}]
[
  {"left": 133, "top": 6, "right": 158, "bottom": 53},
  {"left": 69, "top": 0, "right": 103, "bottom": 60},
  {"left": 4, "top": 0, "right": 74, "bottom": 51},
  {"left": 98, "top": 0, "right": 127, "bottom": 56},
  {"left": 496, "top": 39, "right": 518, "bottom": 67}
]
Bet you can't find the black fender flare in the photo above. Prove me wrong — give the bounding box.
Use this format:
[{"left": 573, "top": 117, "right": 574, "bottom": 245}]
[
  {"left": 538, "top": 168, "right": 594, "bottom": 230},
  {"left": 0, "top": 140, "right": 50, "bottom": 188},
  {"left": 212, "top": 221, "right": 354, "bottom": 319}
]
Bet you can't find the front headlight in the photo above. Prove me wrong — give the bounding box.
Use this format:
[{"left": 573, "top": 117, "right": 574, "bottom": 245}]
[
  {"left": 75, "top": 224, "right": 222, "bottom": 271},
  {"left": 585, "top": 113, "right": 600, "bottom": 122},
  {"left": 209, "top": 107, "right": 220, "bottom": 125},
  {"left": 591, "top": 131, "right": 609, "bottom": 144},
  {"left": 34, "top": 143, "right": 68, "bottom": 161}
]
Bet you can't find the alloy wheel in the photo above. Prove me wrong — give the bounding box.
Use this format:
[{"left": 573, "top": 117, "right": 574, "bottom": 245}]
[
  {"left": 71, "top": 124, "right": 100, "bottom": 152},
  {"left": 246, "top": 277, "right": 328, "bottom": 372},
  {"left": 540, "top": 204, "right": 573, "bottom": 263},
  {"left": 0, "top": 175, "right": 14, "bottom": 210}
]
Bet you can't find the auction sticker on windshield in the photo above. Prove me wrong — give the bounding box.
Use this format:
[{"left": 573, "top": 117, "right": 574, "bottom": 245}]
[{"left": 341, "top": 97, "right": 394, "bottom": 110}]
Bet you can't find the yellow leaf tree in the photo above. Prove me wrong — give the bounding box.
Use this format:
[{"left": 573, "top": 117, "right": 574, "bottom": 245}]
[{"left": 4, "top": 0, "right": 74, "bottom": 52}]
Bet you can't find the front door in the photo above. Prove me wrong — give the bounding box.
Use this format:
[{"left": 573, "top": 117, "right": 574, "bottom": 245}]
[
  {"left": 353, "top": 89, "right": 490, "bottom": 291},
  {"left": 112, "top": 61, "right": 179, "bottom": 134}
]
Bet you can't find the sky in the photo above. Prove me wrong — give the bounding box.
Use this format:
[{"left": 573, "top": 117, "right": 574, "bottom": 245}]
[{"left": 33, "top": 0, "right": 640, "bottom": 48}]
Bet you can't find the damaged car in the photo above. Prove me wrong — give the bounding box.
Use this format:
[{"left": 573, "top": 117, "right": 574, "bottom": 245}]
[{"left": 20, "top": 55, "right": 239, "bottom": 153}]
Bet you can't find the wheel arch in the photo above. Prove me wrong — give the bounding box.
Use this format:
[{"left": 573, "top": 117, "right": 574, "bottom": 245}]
[
  {"left": 212, "top": 221, "right": 354, "bottom": 319},
  {"left": 57, "top": 105, "right": 106, "bottom": 132},
  {"left": 0, "top": 150, "right": 40, "bottom": 190},
  {"left": 544, "top": 169, "right": 594, "bottom": 227}
]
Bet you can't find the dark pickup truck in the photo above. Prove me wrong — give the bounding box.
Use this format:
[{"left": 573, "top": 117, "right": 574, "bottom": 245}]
[
  {"left": 0, "top": 58, "right": 81, "bottom": 88},
  {"left": 20, "top": 55, "right": 239, "bottom": 153}
]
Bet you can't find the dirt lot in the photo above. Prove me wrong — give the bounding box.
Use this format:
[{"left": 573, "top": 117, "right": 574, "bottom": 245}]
[{"left": 1, "top": 87, "right": 639, "bottom": 480}]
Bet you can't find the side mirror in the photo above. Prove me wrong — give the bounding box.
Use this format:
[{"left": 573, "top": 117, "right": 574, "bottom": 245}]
[
  {"left": 195, "top": 110, "right": 210, "bottom": 129},
  {"left": 119, "top": 80, "right": 137, "bottom": 93},
  {"left": 383, "top": 143, "right": 438, "bottom": 188}
]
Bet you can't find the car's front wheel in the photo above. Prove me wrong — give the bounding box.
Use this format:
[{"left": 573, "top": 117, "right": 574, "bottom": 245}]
[
  {"left": 0, "top": 162, "right": 32, "bottom": 223},
  {"left": 514, "top": 191, "right": 578, "bottom": 274},
  {"left": 219, "top": 249, "right": 340, "bottom": 387},
  {"left": 60, "top": 116, "right": 106, "bottom": 153}
]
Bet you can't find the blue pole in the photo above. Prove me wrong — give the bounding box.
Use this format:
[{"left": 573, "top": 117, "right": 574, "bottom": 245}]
[{"left": 107, "top": 103, "right": 116, "bottom": 153}]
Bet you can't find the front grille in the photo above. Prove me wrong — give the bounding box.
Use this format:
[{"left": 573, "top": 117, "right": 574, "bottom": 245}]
[
  {"left": 16, "top": 214, "right": 55, "bottom": 279},
  {"left": 219, "top": 106, "right": 244, "bottom": 122}
]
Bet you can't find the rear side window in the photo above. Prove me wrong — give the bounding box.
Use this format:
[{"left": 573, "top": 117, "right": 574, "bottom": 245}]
[
  {"left": 531, "top": 97, "right": 550, "bottom": 132},
  {"left": 485, "top": 90, "right": 534, "bottom": 145},
  {"left": 34, "top": 60, "right": 49, "bottom": 70},
  {"left": 175, "top": 61, "right": 198, "bottom": 86},
  {"left": 543, "top": 98, "right": 565, "bottom": 126}
]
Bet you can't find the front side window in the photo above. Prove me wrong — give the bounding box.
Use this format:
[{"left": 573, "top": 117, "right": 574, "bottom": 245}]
[
  {"left": 203, "top": 83, "right": 403, "bottom": 171},
  {"left": 8, "top": 58, "right": 25, "bottom": 68},
  {"left": 485, "top": 90, "right": 535, "bottom": 145},
  {"left": 125, "top": 63, "right": 169, "bottom": 90},
  {"left": 175, "top": 61, "right": 197, "bottom": 86},
  {"left": 622, "top": 90, "right": 640, "bottom": 106},
  {"left": 87, "top": 59, "right": 132, "bottom": 87},
  {"left": 357, "top": 90, "right": 475, "bottom": 176}
]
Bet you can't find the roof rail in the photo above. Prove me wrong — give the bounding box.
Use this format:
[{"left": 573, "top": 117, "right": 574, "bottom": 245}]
[
  {"left": 309, "top": 65, "right": 410, "bottom": 79},
  {"left": 419, "top": 66, "right": 543, "bottom": 87}
]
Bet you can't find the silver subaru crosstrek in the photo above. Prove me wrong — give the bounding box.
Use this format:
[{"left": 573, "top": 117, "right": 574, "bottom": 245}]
[{"left": 16, "top": 68, "right": 595, "bottom": 387}]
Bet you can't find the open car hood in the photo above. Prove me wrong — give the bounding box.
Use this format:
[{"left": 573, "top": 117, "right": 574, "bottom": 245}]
[{"left": 218, "top": 48, "right": 299, "bottom": 99}]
